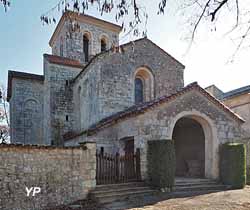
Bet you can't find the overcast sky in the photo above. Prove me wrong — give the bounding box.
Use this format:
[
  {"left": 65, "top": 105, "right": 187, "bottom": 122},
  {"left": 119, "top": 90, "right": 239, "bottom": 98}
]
[{"left": 0, "top": 0, "right": 249, "bottom": 93}]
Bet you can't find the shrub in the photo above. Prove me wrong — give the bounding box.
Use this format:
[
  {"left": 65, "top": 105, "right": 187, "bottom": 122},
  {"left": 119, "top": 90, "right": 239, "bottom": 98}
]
[
  {"left": 147, "top": 140, "right": 175, "bottom": 189},
  {"left": 220, "top": 143, "right": 246, "bottom": 189}
]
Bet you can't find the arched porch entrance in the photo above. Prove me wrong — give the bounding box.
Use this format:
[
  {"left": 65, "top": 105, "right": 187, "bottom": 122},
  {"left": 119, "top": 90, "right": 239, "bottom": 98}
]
[
  {"left": 170, "top": 111, "right": 219, "bottom": 179},
  {"left": 173, "top": 117, "right": 205, "bottom": 177}
]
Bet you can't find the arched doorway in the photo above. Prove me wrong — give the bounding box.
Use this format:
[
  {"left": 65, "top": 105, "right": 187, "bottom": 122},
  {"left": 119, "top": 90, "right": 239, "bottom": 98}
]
[{"left": 173, "top": 117, "right": 205, "bottom": 178}]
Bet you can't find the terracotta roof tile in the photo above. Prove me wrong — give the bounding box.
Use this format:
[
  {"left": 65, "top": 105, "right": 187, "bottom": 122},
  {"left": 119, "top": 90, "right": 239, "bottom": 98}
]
[
  {"left": 44, "top": 54, "right": 84, "bottom": 69},
  {"left": 64, "top": 82, "right": 245, "bottom": 141}
]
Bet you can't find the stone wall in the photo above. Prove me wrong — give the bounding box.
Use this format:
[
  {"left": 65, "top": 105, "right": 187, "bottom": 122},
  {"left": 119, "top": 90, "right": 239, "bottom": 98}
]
[
  {"left": 223, "top": 93, "right": 250, "bottom": 135},
  {"left": 0, "top": 142, "right": 96, "bottom": 210},
  {"left": 43, "top": 59, "right": 82, "bottom": 145},
  {"left": 9, "top": 77, "right": 44, "bottom": 144},
  {"left": 73, "top": 38, "right": 184, "bottom": 131},
  {"left": 66, "top": 89, "right": 245, "bottom": 180},
  {"left": 52, "top": 19, "right": 119, "bottom": 64}
]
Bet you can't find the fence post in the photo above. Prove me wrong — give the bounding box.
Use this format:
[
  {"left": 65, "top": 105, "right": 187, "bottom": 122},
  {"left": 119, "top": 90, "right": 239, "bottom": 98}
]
[
  {"left": 136, "top": 148, "right": 141, "bottom": 181},
  {"left": 115, "top": 152, "right": 120, "bottom": 182}
]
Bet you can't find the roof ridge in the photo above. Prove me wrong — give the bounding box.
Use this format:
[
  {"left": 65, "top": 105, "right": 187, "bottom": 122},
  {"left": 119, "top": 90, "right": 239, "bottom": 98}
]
[
  {"left": 49, "top": 11, "right": 122, "bottom": 46},
  {"left": 72, "top": 37, "right": 147, "bottom": 83},
  {"left": 44, "top": 54, "right": 84, "bottom": 69},
  {"left": 64, "top": 82, "right": 244, "bottom": 141},
  {"left": 72, "top": 37, "right": 185, "bottom": 83}
]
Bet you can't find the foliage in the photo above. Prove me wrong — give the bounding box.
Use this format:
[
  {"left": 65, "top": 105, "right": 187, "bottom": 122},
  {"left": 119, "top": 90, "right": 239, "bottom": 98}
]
[
  {"left": 220, "top": 142, "right": 246, "bottom": 189},
  {"left": 147, "top": 140, "right": 176, "bottom": 189}
]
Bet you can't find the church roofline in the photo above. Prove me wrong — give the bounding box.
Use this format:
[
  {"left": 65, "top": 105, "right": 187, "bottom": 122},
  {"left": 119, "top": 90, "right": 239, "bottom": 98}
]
[
  {"left": 7, "top": 70, "right": 44, "bottom": 102},
  {"left": 222, "top": 85, "right": 250, "bottom": 100},
  {"left": 49, "top": 11, "right": 122, "bottom": 47},
  {"left": 72, "top": 37, "right": 185, "bottom": 84},
  {"left": 44, "top": 54, "right": 84, "bottom": 69},
  {"left": 64, "top": 82, "right": 245, "bottom": 141}
]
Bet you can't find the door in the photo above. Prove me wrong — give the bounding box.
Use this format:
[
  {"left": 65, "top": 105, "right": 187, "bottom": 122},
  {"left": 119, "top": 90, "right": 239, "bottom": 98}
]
[{"left": 124, "top": 139, "right": 134, "bottom": 154}]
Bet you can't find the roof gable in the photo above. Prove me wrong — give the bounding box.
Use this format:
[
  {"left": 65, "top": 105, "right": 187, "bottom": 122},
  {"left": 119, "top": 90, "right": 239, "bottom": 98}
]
[
  {"left": 64, "top": 82, "right": 244, "bottom": 140},
  {"left": 49, "top": 11, "right": 122, "bottom": 47},
  {"left": 72, "top": 37, "right": 185, "bottom": 84}
]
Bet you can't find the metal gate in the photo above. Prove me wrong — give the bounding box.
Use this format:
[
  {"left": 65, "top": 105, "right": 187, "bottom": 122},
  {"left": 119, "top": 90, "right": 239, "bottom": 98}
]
[{"left": 96, "top": 149, "right": 141, "bottom": 185}]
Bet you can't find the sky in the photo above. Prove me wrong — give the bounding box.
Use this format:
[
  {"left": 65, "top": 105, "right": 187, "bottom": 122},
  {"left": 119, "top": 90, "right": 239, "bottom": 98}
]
[{"left": 0, "top": 0, "right": 249, "bottom": 93}]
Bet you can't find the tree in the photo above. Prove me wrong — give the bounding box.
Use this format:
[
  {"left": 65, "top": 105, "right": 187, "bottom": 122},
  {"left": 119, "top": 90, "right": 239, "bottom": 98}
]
[
  {"left": 2, "top": 0, "right": 249, "bottom": 58},
  {"left": 0, "top": 85, "right": 9, "bottom": 144},
  {"left": 0, "top": 0, "right": 10, "bottom": 12}
]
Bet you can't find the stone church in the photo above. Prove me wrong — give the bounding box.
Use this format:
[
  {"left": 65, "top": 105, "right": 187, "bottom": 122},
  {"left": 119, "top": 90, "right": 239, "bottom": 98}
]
[{"left": 7, "top": 11, "right": 249, "bottom": 180}]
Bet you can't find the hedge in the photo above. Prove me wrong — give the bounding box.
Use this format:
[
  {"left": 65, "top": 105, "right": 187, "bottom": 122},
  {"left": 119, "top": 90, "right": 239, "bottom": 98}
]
[
  {"left": 147, "top": 140, "right": 175, "bottom": 189},
  {"left": 220, "top": 143, "right": 246, "bottom": 189}
]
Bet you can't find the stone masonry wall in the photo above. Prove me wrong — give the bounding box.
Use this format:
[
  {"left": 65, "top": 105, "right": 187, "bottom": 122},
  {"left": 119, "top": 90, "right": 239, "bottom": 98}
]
[
  {"left": 73, "top": 38, "right": 184, "bottom": 131},
  {"left": 52, "top": 19, "right": 119, "bottom": 64},
  {"left": 43, "top": 59, "right": 82, "bottom": 145},
  {"left": 66, "top": 90, "right": 245, "bottom": 180},
  {"left": 9, "top": 78, "right": 44, "bottom": 145},
  {"left": 0, "top": 142, "right": 96, "bottom": 210}
]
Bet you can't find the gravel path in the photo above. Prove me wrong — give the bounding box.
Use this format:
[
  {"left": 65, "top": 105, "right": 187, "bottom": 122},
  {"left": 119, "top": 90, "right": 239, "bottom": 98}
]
[
  {"left": 102, "top": 186, "right": 250, "bottom": 210},
  {"left": 46, "top": 186, "right": 250, "bottom": 210}
]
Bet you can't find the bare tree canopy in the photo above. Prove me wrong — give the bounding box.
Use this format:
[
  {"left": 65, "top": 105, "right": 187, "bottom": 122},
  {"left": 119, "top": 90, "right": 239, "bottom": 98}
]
[
  {"left": 1, "top": 0, "right": 250, "bottom": 58},
  {"left": 0, "top": 85, "right": 9, "bottom": 144}
]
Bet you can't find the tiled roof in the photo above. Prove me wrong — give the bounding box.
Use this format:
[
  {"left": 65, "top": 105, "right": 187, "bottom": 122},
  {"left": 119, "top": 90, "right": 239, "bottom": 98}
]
[
  {"left": 7, "top": 70, "right": 44, "bottom": 102},
  {"left": 64, "top": 82, "right": 245, "bottom": 141},
  {"left": 44, "top": 54, "right": 84, "bottom": 69},
  {"left": 222, "top": 85, "right": 250, "bottom": 100}
]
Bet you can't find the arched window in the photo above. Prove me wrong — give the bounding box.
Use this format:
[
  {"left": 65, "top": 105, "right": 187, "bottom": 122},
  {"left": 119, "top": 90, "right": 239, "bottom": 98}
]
[
  {"left": 135, "top": 78, "right": 144, "bottom": 104},
  {"left": 101, "top": 39, "right": 107, "bottom": 52},
  {"left": 134, "top": 67, "right": 154, "bottom": 104},
  {"left": 83, "top": 34, "right": 89, "bottom": 62}
]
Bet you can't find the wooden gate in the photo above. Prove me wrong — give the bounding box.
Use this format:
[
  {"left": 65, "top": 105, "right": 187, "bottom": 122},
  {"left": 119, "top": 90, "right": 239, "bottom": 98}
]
[{"left": 96, "top": 148, "right": 141, "bottom": 185}]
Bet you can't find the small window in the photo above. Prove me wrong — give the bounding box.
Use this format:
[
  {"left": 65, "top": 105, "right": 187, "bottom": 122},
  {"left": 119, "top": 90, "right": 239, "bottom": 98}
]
[
  {"left": 66, "top": 115, "right": 69, "bottom": 121},
  {"left": 135, "top": 78, "right": 144, "bottom": 104},
  {"left": 83, "top": 34, "right": 89, "bottom": 62},
  {"left": 65, "top": 80, "right": 69, "bottom": 86},
  {"left": 101, "top": 39, "right": 107, "bottom": 52}
]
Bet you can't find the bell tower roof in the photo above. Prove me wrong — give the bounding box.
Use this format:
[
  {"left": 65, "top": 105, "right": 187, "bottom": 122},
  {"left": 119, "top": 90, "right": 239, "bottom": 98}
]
[{"left": 49, "top": 11, "right": 122, "bottom": 47}]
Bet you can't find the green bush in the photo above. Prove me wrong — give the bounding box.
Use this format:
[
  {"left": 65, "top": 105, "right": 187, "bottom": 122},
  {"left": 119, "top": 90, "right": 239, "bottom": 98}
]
[
  {"left": 147, "top": 140, "right": 175, "bottom": 189},
  {"left": 220, "top": 143, "right": 246, "bottom": 189}
]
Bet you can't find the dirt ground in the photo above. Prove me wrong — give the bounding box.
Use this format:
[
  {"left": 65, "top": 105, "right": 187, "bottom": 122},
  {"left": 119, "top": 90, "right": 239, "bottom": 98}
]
[
  {"left": 116, "top": 186, "right": 250, "bottom": 210},
  {"left": 47, "top": 186, "right": 250, "bottom": 210},
  {"left": 102, "top": 186, "right": 250, "bottom": 210}
]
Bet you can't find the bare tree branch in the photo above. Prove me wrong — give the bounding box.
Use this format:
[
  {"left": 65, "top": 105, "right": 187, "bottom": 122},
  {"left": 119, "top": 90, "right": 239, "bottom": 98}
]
[
  {"left": 210, "top": 0, "right": 228, "bottom": 21},
  {"left": 191, "top": 0, "right": 211, "bottom": 42}
]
